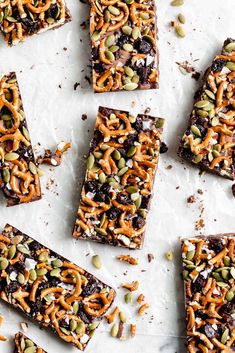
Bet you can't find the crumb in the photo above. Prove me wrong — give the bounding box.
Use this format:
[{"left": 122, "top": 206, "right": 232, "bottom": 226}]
[
  {"left": 131, "top": 101, "right": 136, "bottom": 108},
  {"left": 80, "top": 21, "right": 86, "bottom": 29},
  {"left": 187, "top": 195, "right": 196, "bottom": 204},
  {"left": 63, "top": 47, "right": 67, "bottom": 51},
  {"left": 20, "top": 322, "right": 28, "bottom": 333},
  {"left": 144, "top": 107, "right": 151, "bottom": 114},
  {"left": 197, "top": 189, "right": 203, "bottom": 195},
  {"left": 232, "top": 184, "right": 235, "bottom": 197},
  {"left": 74, "top": 82, "right": 80, "bottom": 90},
  {"left": 84, "top": 76, "right": 91, "bottom": 85},
  {"left": 81, "top": 114, "right": 88, "bottom": 121},
  {"left": 147, "top": 253, "right": 154, "bottom": 263},
  {"left": 176, "top": 186, "right": 180, "bottom": 189},
  {"left": 58, "top": 84, "right": 62, "bottom": 89},
  {"left": 116, "top": 255, "right": 138, "bottom": 265},
  {"left": 166, "top": 165, "right": 173, "bottom": 170},
  {"left": 195, "top": 218, "right": 205, "bottom": 231},
  {"left": 176, "top": 61, "right": 201, "bottom": 80}
]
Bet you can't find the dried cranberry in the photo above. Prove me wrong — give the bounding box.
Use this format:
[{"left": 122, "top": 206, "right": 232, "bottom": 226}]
[
  {"left": 116, "top": 193, "right": 132, "bottom": 205},
  {"left": 46, "top": 4, "right": 58, "bottom": 18},
  {"left": 28, "top": 241, "right": 42, "bottom": 251},
  {"left": 93, "top": 62, "right": 105, "bottom": 73},
  {"left": 31, "top": 300, "right": 43, "bottom": 315},
  {"left": 90, "top": 130, "right": 103, "bottom": 151},
  {"left": 140, "top": 195, "right": 150, "bottom": 209},
  {"left": 211, "top": 59, "right": 226, "bottom": 73},
  {"left": 20, "top": 17, "right": 38, "bottom": 34},
  {"left": 81, "top": 277, "right": 98, "bottom": 296},
  {"left": 117, "top": 35, "right": 129, "bottom": 48},
  {"left": 191, "top": 275, "right": 205, "bottom": 293},
  {"left": 94, "top": 192, "right": 106, "bottom": 203},
  {"left": 100, "top": 183, "right": 111, "bottom": 194},
  {"left": 14, "top": 261, "right": 26, "bottom": 273},
  {"left": 132, "top": 216, "right": 145, "bottom": 229},
  {"left": 6, "top": 281, "right": 20, "bottom": 293},
  {"left": 98, "top": 107, "right": 112, "bottom": 117},
  {"left": 78, "top": 308, "right": 91, "bottom": 323},
  {"left": 84, "top": 181, "right": 99, "bottom": 193},
  {"left": 137, "top": 66, "right": 151, "bottom": 84},
  {"left": 60, "top": 318, "right": 70, "bottom": 330},
  {"left": 106, "top": 207, "right": 121, "bottom": 220},
  {"left": 160, "top": 142, "right": 168, "bottom": 154},
  {"left": 123, "top": 133, "right": 137, "bottom": 150},
  {"left": 91, "top": 47, "right": 99, "bottom": 61},
  {"left": 208, "top": 238, "right": 224, "bottom": 254},
  {"left": 133, "top": 116, "right": 143, "bottom": 133},
  {"left": 135, "top": 38, "right": 152, "bottom": 54}
]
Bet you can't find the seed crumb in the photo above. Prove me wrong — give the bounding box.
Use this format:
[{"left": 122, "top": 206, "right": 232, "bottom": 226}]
[
  {"left": 187, "top": 195, "right": 196, "bottom": 204},
  {"left": 147, "top": 253, "right": 154, "bottom": 263}
]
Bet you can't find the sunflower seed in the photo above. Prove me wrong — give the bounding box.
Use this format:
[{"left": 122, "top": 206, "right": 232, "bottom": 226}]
[
  {"left": 122, "top": 25, "right": 132, "bottom": 36},
  {"left": 4, "top": 152, "right": 19, "bottom": 161},
  {"left": 108, "top": 5, "right": 120, "bottom": 15},
  {"left": 123, "top": 82, "right": 138, "bottom": 91},
  {"left": 92, "top": 255, "right": 102, "bottom": 269},
  {"left": 224, "top": 42, "right": 235, "bottom": 53},
  {"left": 226, "top": 61, "right": 235, "bottom": 71},
  {"left": 87, "top": 155, "right": 95, "bottom": 170}
]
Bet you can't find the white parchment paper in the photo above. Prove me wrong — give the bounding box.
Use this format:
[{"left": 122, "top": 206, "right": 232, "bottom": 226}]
[{"left": 0, "top": 0, "right": 234, "bottom": 352}]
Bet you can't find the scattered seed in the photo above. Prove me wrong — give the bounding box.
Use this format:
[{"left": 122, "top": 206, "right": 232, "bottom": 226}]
[
  {"left": 124, "top": 292, "right": 132, "bottom": 304},
  {"left": 178, "top": 13, "right": 185, "bottom": 24},
  {"left": 165, "top": 250, "right": 174, "bottom": 261},
  {"left": 111, "top": 323, "right": 119, "bottom": 337},
  {"left": 171, "top": 0, "right": 184, "bottom": 5},
  {"left": 119, "top": 311, "right": 127, "bottom": 323},
  {"left": 155, "top": 118, "right": 165, "bottom": 128},
  {"left": 92, "top": 255, "right": 102, "bottom": 269},
  {"left": 175, "top": 25, "right": 185, "bottom": 37}
]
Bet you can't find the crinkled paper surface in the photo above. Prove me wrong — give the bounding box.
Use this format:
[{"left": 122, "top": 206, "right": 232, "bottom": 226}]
[{"left": 0, "top": 0, "right": 234, "bottom": 352}]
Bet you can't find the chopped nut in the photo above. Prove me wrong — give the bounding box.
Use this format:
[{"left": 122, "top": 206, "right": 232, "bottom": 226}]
[
  {"left": 130, "top": 323, "right": 136, "bottom": 337},
  {"left": 138, "top": 303, "right": 150, "bottom": 316},
  {"left": 122, "top": 280, "right": 139, "bottom": 292},
  {"left": 116, "top": 255, "right": 138, "bottom": 265},
  {"left": 105, "top": 306, "right": 119, "bottom": 324},
  {"left": 137, "top": 294, "right": 145, "bottom": 304}
]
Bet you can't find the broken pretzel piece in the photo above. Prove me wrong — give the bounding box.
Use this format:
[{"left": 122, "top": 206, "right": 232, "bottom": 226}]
[
  {"left": 116, "top": 255, "right": 138, "bottom": 265},
  {"left": 37, "top": 141, "right": 71, "bottom": 167}
]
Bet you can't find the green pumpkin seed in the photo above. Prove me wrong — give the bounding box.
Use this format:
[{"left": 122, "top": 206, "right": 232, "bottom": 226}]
[
  {"left": 178, "top": 13, "right": 185, "bottom": 24},
  {"left": 208, "top": 109, "right": 215, "bottom": 119},
  {"left": 60, "top": 327, "right": 70, "bottom": 335},
  {"left": 138, "top": 208, "right": 147, "bottom": 218},
  {"left": 194, "top": 138, "right": 201, "bottom": 145},
  {"left": 2, "top": 168, "right": 10, "bottom": 183},
  {"left": 24, "top": 347, "right": 36, "bottom": 353},
  {"left": 132, "top": 27, "right": 139, "bottom": 39},
  {"left": 110, "top": 114, "right": 116, "bottom": 121},
  {"left": 92, "top": 255, "right": 102, "bottom": 269},
  {"left": 39, "top": 252, "right": 48, "bottom": 262},
  {"left": 73, "top": 301, "right": 79, "bottom": 315},
  {"left": 131, "top": 75, "right": 139, "bottom": 83},
  {"left": 36, "top": 268, "right": 48, "bottom": 277},
  {"left": 212, "top": 272, "right": 222, "bottom": 281},
  {"left": 128, "top": 115, "right": 136, "bottom": 123},
  {"left": 139, "top": 12, "right": 149, "bottom": 20},
  {"left": 175, "top": 25, "right": 185, "bottom": 38},
  {"left": 124, "top": 292, "right": 132, "bottom": 303},
  {"left": 29, "top": 269, "right": 37, "bottom": 281},
  {"left": 6, "top": 16, "right": 17, "bottom": 22},
  {"left": 186, "top": 250, "right": 195, "bottom": 261},
  {"left": 224, "top": 42, "right": 235, "bottom": 53},
  {"left": 113, "top": 150, "right": 121, "bottom": 160},
  {"left": 1, "top": 114, "right": 12, "bottom": 120},
  {"left": 183, "top": 270, "right": 189, "bottom": 280},
  {"left": 123, "top": 82, "right": 138, "bottom": 91},
  {"left": 118, "top": 166, "right": 128, "bottom": 176},
  {"left": 94, "top": 151, "right": 103, "bottom": 159},
  {"left": 99, "top": 172, "right": 106, "bottom": 184},
  {"left": 17, "top": 273, "right": 25, "bottom": 284},
  {"left": 125, "top": 0, "right": 134, "bottom": 3},
  {"left": 109, "top": 45, "right": 119, "bottom": 52},
  {"left": 126, "top": 186, "right": 138, "bottom": 193},
  {"left": 165, "top": 251, "right": 174, "bottom": 261},
  {"left": 134, "top": 195, "right": 142, "bottom": 208},
  {"left": 25, "top": 339, "right": 34, "bottom": 348},
  {"left": 111, "top": 323, "right": 119, "bottom": 337},
  {"left": 104, "top": 9, "right": 110, "bottom": 22},
  {"left": 20, "top": 338, "right": 26, "bottom": 350},
  {"left": 171, "top": 0, "right": 184, "bottom": 5},
  {"left": 226, "top": 290, "right": 234, "bottom": 302},
  {"left": 46, "top": 17, "right": 54, "bottom": 24},
  {"left": 226, "top": 61, "right": 235, "bottom": 71},
  {"left": 203, "top": 102, "right": 215, "bottom": 111},
  {"left": 186, "top": 264, "right": 196, "bottom": 270},
  {"left": 205, "top": 89, "right": 215, "bottom": 100},
  {"left": 208, "top": 152, "right": 213, "bottom": 162},
  {"left": 70, "top": 319, "right": 77, "bottom": 332},
  {"left": 108, "top": 5, "right": 120, "bottom": 15},
  {"left": 105, "top": 50, "right": 115, "bottom": 61},
  {"left": 100, "top": 213, "right": 107, "bottom": 227},
  {"left": 131, "top": 192, "right": 140, "bottom": 202},
  {"left": 29, "top": 161, "right": 37, "bottom": 175},
  {"left": 8, "top": 245, "right": 16, "bottom": 259},
  {"left": 22, "top": 127, "right": 30, "bottom": 141},
  {"left": 195, "top": 100, "right": 210, "bottom": 109},
  {"left": 91, "top": 31, "right": 100, "bottom": 41},
  {"left": 224, "top": 256, "right": 231, "bottom": 266},
  {"left": 212, "top": 150, "right": 220, "bottom": 158},
  {"left": 76, "top": 321, "right": 85, "bottom": 334},
  {"left": 17, "top": 245, "right": 30, "bottom": 255},
  {"left": 183, "top": 260, "right": 194, "bottom": 265},
  {"left": 90, "top": 163, "right": 100, "bottom": 172},
  {"left": 124, "top": 66, "right": 134, "bottom": 78},
  {"left": 221, "top": 328, "right": 229, "bottom": 344},
  {"left": 210, "top": 116, "right": 220, "bottom": 126},
  {"left": 4, "top": 5, "right": 9, "bottom": 17},
  {"left": 87, "top": 155, "right": 95, "bottom": 170},
  {"left": 193, "top": 154, "right": 203, "bottom": 163},
  {"left": 0, "top": 11, "right": 3, "bottom": 24},
  {"left": 191, "top": 125, "right": 201, "bottom": 136},
  {"left": 123, "top": 43, "right": 133, "bottom": 52},
  {"left": 50, "top": 268, "right": 61, "bottom": 277},
  {"left": 127, "top": 146, "right": 136, "bottom": 157},
  {"left": 122, "top": 25, "right": 132, "bottom": 36},
  {"left": 197, "top": 110, "right": 208, "bottom": 118},
  {"left": 123, "top": 77, "right": 131, "bottom": 85},
  {"left": 118, "top": 157, "right": 126, "bottom": 169},
  {"left": 88, "top": 322, "right": 99, "bottom": 331},
  {"left": 0, "top": 258, "right": 9, "bottom": 270},
  {"left": 119, "top": 311, "right": 127, "bottom": 323},
  {"left": 217, "top": 281, "right": 228, "bottom": 288},
  {"left": 4, "top": 152, "right": 19, "bottom": 161},
  {"left": 155, "top": 118, "right": 165, "bottom": 128},
  {"left": 105, "top": 35, "right": 115, "bottom": 47},
  {"left": 52, "top": 259, "right": 63, "bottom": 268},
  {"left": 221, "top": 269, "right": 229, "bottom": 280},
  {"left": 95, "top": 227, "right": 107, "bottom": 236}
]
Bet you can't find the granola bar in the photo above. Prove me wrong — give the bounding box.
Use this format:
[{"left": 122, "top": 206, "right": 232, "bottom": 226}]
[
  {"left": 178, "top": 38, "right": 235, "bottom": 180},
  {"left": 181, "top": 234, "right": 235, "bottom": 352},
  {"left": 0, "top": 224, "right": 115, "bottom": 351},
  {"left": 0, "top": 72, "right": 41, "bottom": 206},
  {"left": 73, "top": 106, "right": 164, "bottom": 249},
  {"left": 90, "top": 0, "right": 159, "bottom": 93},
  {"left": 14, "top": 332, "right": 47, "bottom": 353},
  {"left": 0, "top": 0, "right": 71, "bottom": 46}
]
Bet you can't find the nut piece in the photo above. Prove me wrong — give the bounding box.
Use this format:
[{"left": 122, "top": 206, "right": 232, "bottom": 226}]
[
  {"left": 122, "top": 280, "right": 139, "bottom": 292},
  {"left": 116, "top": 255, "right": 138, "bottom": 265}
]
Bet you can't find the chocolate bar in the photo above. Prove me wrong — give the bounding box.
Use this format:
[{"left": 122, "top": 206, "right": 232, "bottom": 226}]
[
  {"left": 14, "top": 332, "right": 47, "bottom": 353},
  {"left": 178, "top": 38, "right": 235, "bottom": 180},
  {"left": 90, "top": 0, "right": 159, "bottom": 93},
  {"left": 73, "top": 106, "right": 164, "bottom": 249},
  {"left": 0, "top": 0, "right": 71, "bottom": 46},
  {"left": 0, "top": 72, "right": 41, "bottom": 206},
  {"left": 0, "top": 224, "right": 115, "bottom": 351},
  {"left": 181, "top": 234, "right": 235, "bottom": 352}
]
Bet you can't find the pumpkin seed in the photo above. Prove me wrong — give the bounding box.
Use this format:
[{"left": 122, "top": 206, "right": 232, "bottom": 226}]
[
  {"left": 195, "top": 100, "right": 210, "bottom": 109},
  {"left": 118, "top": 166, "right": 128, "bottom": 176},
  {"left": 17, "top": 245, "right": 30, "bottom": 255},
  {"left": 4, "top": 92, "right": 12, "bottom": 101},
  {"left": 19, "top": 110, "right": 25, "bottom": 121},
  {"left": 186, "top": 264, "right": 196, "bottom": 270},
  {"left": 104, "top": 9, "right": 110, "bottom": 22},
  {"left": 197, "top": 110, "right": 208, "bottom": 118},
  {"left": 211, "top": 116, "right": 220, "bottom": 126},
  {"left": 155, "top": 118, "right": 165, "bottom": 128},
  {"left": 221, "top": 269, "right": 229, "bottom": 280},
  {"left": 4, "top": 152, "right": 19, "bottom": 161},
  {"left": 125, "top": 0, "right": 134, "bottom": 3},
  {"left": 205, "top": 89, "right": 215, "bottom": 100},
  {"left": 119, "top": 311, "right": 127, "bottom": 323},
  {"left": 50, "top": 268, "right": 61, "bottom": 277},
  {"left": 194, "top": 138, "right": 201, "bottom": 145},
  {"left": 139, "top": 12, "right": 149, "bottom": 20},
  {"left": 39, "top": 252, "right": 48, "bottom": 262},
  {"left": 17, "top": 273, "right": 25, "bottom": 284},
  {"left": 175, "top": 25, "right": 185, "bottom": 38},
  {"left": 99, "top": 172, "right": 106, "bottom": 184},
  {"left": 91, "top": 163, "right": 100, "bottom": 172},
  {"left": 111, "top": 323, "right": 119, "bottom": 337},
  {"left": 100, "top": 213, "right": 107, "bottom": 227},
  {"left": 203, "top": 102, "right": 215, "bottom": 111},
  {"left": 109, "top": 45, "right": 119, "bottom": 52},
  {"left": 6, "top": 16, "right": 17, "bottom": 22},
  {"left": 94, "top": 151, "right": 103, "bottom": 159},
  {"left": 1, "top": 114, "right": 11, "bottom": 120},
  {"left": 2, "top": 168, "right": 10, "bottom": 183},
  {"left": 138, "top": 208, "right": 147, "bottom": 218},
  {"left": 73, "top": 301, "right": 79, "bottom": 315},
  {"left": 191, "top": 125, "right": 201, "bottom": 136},
  {"left": 29, "top": 269, "right": 37, "bottom": 281},
  {"left": 20, "top": 338, "right": 26, "bottom": 350},
  {"left": 123, "top": 82, "right": 138, "bottom": 91},
  {"left": 132, "top": 75, "right": 140, "bottom": 83},
  {"left": 178, "top": 13, "right": 185, "bottom": 24},
  {"left": 221, "top": 328, "right": 229, "bottom": 344},
  {"left": 0, "top": 11, "right": 3, "bottom": 24},
  {"left": 70, "top": 319, "right": 77, "bottom": 332},
  {"left": 100, "top": 144, "right": 109, "bottom": 151},
  {"left": 127, "top": 145, "right": 136, "bottom": 157},
  {"left": 208, "top": 152, "right": 213, "bottom": 162},
  {"left": 123, "top": 43, "right": 133, "bottom": 52},
  {"left": 165, "top": 251, "right": 174, "bottom": 261},
  {"left": 224, "top": 256, "right": 231, "bottom": 266},
  {"left": 113, "top": 150, "right": 121, "bottom": 160},
  {"left": 52, "top": 259, "right": 63, "bottom": 268},
  {"left": 212, "top": 272, "right": 222, "bottom": 281},
  {"left": 186, "top": 250, "right": 195, "bottom": 261},
  {"left": 8, "top": 245, "right": 16, "bottom": 259},
  {"left": 76, "top": 321, "right": 85, "bottom": 334},
  {"left": 208, "top": 109, "right": 215, "bottom": 118},
  {"left": 92, "top": 255, "right": 102, "bottom": 269},
  {"left": 124, "top": 292, "right": 132, "bottom": 304},
  {"left": 105, "top": 50, "right": 115, "bottom": 61},
  {"left": 29, "top": 161, "right": 37, "bottom": 175},
  {"left": 128, "top": 115, "right": 136, "bottom": 123},
  {"left": 224, "top": 41, "right": 235, "bottom": 53},
  {"left": 122, "top": 25, "right": 132, "bottom": 36},
  {"left": 226, "top": 290, "right": 234, "bottom": 301},
  {"left": 217, "top": 281, "right": 228, "bottom": 288},
  {"left": 123, "top": 77, "right": 131, "bottom": 85},
  {"left": 118, "top": 157, "right": 125, "bottom": 169},
  {"left": 132, "top": 27, "right": 139, "bottom": 39},
  {"left": 22, "top": 127, "right": 30, "bottom": 141},
  {"left": 95, "top": 227, "right": 107, "bottom": 236},
  {"left": 91, "top": 31, "right": 100, "bottom": 41},
  {"left": 105, "top": 35, "right": 115, "bottom": 48},
  {"left": 226, "top": 61, "right": 235, "bottom": 71},
  {"left": 124, "top": 66, "right": 134, "bottom": 78},
  {"left": 87, "top": 155, "right": 95, "bottom": 170},
  {"left": 11, "top": 236, "right": 23, "bottom": 245},
  {"left": 134, "top": 195, "right": 142, "bottom": 208},
  {"left": 47, "top": 17, "right": 55, "bottom": 24},
  {"left": 183, "top": 260, "right": 194, "bottom": 265},
  {"left": 131, "top": 192, "right": 140, "bottom": 202},
  {"left": 4, "top": 5, "right": 9, "bottom": 17},
  {"left": 212, "top": 150, "right": 220, "bottom": 158},
  {"left": 183, "top": 270, "right": 189, "bottom": 280},
  {"left": 24, "top": 347, "right": 36, "bottom": 353},
  {"left": 171, "top": 0, "right": 184, "bottom": 5},
  {"left": 126, "top": 186, "right": 138, "bottom": 193},
  {"left": 36, "top": 268, "right": 48, "bottom": 276},
  {"left": 108, "top": 5, "right": 120, "bottom": 15},
  {"left": 0, "top": 258, "right": 9, "bottom": 270},
  {"left": 25, "top": 339, "right": 34, "bottom": 347},
  {"left": 88, "top": 322, "right": 99, "bottom": 331},
  {"left": 60, "top": 327, "right": 70, "bottom": 335},
  {"left": 193, "top": 154, "right": 203, "bottom": 163}
]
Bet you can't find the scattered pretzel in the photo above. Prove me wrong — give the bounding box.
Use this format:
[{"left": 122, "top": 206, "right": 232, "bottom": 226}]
[
  {"left": 122, "top": 280, "right": 139, "bottom": 292},
  {"left": 116, "top": 255, "right": 138, "bottom": 265}
]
